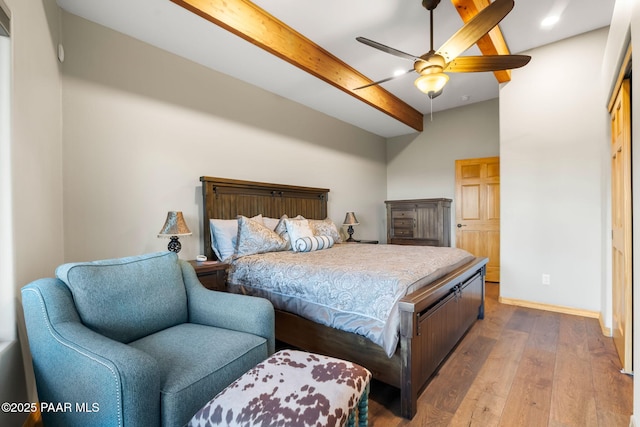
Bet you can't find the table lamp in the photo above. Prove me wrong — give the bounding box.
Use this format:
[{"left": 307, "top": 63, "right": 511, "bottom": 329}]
[
  {"left": 158, "top": 211, "right": 191, "bottom": 253},
  {"left": 342, "top": 212, "right": 360, "bottom": 242}
]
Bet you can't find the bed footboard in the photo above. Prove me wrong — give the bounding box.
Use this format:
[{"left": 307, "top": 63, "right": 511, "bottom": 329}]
[
  {"left": 274, "top": 256, "right": 487, "bottom": 420},
  {"left": 398, "top": 257, "right": 487, "bottom": 418}
]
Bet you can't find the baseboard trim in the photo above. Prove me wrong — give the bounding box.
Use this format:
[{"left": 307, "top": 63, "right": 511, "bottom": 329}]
[
  {"left": 499, "top": 297, "right": 600, "bottom": 320},
  {"left": 598, "top": 313, "right": 612, "bottom": 337}
]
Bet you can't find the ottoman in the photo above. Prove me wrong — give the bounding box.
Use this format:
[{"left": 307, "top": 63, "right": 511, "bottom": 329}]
[{"left": 188, "top": 350, "right": 372, "bottom": 427}]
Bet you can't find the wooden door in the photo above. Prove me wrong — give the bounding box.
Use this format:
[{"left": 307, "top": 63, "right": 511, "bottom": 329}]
[
  {"left": 610, "top": 78, "right": 632, "bottom": 373},
  {"left": 455, "top": 157, "right": 500, "bottom": 282}
]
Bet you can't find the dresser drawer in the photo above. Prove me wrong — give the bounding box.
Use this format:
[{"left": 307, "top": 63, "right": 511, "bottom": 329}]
[
  {"left": 392, "top": 209, "right": 416, "bottom": 219},
  {"left": 393, "top": 218, "right": 414, "bottom": 228},
  {"left": 393, "top": 228, "right": 414, "bottom": 237}
]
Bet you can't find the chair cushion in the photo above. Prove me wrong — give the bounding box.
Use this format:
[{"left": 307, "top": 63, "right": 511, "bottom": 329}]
[
  {"left": 129, "top": 323, "right": 268, "bottom": 427},
  {"left": 56, "top": 251, "right": 187, "bottom": 343}
]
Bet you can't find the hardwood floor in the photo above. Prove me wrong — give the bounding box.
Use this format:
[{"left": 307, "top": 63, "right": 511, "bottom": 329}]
[{"left": 368, "top": 283, "right": 633, "bottom": 426}]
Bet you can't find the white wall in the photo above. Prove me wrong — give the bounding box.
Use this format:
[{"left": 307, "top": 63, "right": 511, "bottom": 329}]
[
  {"left": 386, "top": 98, "right": 500, "bottom": 243},
  {"left": 60, "top": 12, "right": 388, "bottom": 262},
  {"left": 0, "top": 0, "right": 65, "bottom": 425},
  {"left": 500, "top": 28, "right": 609, "bottom": 314}
]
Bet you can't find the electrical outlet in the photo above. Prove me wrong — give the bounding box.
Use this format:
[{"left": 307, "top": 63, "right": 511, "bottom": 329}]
[{"left": 542, "top": 274, "right": 551, "bottom": 285}]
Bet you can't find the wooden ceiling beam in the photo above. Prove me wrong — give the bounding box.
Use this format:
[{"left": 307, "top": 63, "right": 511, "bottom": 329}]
[
  {"left": 451, "top": 0, "right": 512, "bottom": 83},
  {"left": 171, "top": 0, "right": 424, "bottom": 132}
]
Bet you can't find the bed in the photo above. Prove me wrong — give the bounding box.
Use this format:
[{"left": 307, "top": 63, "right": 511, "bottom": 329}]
[{"left": 199, "top": 176, "right": 488, "bottom": 419}]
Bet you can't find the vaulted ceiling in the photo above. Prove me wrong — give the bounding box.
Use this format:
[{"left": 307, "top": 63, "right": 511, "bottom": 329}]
[{"left": 56, "top": 0, "right": 614, "bottom": 137}]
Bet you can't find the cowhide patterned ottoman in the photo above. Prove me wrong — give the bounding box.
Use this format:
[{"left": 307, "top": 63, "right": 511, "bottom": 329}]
[{"left": 188, "top": 349, "right": 372, "bottom": 427}]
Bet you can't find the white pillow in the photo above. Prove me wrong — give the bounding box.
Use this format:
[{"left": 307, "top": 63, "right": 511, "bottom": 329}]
[
  {"left": 284, "top": 218, "right": 314, "bottom": 251},
  {"left": 210, "top": 214, "right": 263, "bottom": 261},
  {"left": 263, "top": 216, "right": 281, "bottom": 231},
  {"left": 294, "top": 235, "right": 334, "bottom": 252}
]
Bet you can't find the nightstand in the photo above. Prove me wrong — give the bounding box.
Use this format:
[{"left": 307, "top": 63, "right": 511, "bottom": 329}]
[{"left": 188, "top": 260, "right": 229, "bottom": 292}]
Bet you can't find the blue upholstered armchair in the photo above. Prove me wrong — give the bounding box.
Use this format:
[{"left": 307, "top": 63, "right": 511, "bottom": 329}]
[{"left": 21, "top": 251, "right": 275, "bottom": 427}]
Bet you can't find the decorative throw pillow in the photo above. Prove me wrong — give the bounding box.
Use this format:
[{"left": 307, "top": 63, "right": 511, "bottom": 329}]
[
  {"left": 274, "top": 215, "right": 303, "bottom": 250},
  {"left": 284, "top": 218, "right": 314, "bottom": 251},
  {"left": 210, "top": 214, "right": 263, "bottom": 261},
  {"left": 309, "top": 218, "right": 343, "bottom": 243},
  {"left": 294, "top": 235, "right": 334, "bottom": 252},
  {"left": 235, "top": 216, "right": 287, "bottom": 258}
]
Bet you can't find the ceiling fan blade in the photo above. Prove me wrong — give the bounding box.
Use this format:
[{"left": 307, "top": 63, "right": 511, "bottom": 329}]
[
  {"left": 353, "top": 68, "right": 415, "bottom": 90},
  {"left": 445, "top": 54, "right": 531, "bottom": 72},
  {"left": 436, "top": 0, "right": 514, "bottom": 63},
  {"left": 356, "top": 37, "right": 420, "bottom": 62}
]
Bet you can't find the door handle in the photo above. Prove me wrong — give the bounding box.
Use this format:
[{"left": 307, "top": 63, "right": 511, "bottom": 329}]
[{"left": 457, "top": 224, "right": 467, "bottom": 228}]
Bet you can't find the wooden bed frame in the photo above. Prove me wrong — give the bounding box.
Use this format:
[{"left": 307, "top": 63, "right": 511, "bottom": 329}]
[{"left": 200, "top": 176, "right": 488, "bottom": 419}]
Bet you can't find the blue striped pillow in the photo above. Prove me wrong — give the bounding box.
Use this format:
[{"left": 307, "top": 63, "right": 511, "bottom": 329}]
[{"left": 294, "top": 235, "right": 334, "bottom": 252}]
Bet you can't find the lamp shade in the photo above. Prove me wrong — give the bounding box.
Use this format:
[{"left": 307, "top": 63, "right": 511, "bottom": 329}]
[
  {"left": 157, "top": 211, "right": 192, "bottom": 237},
  {"left": 343, "top": 212, "right": 360, "bottom": 226},
  {"left": 414, "top": 72, "right": 449, "bottom": 96}
]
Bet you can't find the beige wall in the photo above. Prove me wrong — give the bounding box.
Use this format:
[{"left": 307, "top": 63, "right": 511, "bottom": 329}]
[
  {"left": 7, "top": 0, "right": 63, "bottom": 287},
  {"left": 60, "top": 11, "right": 388, "bottom": 262},
  {"left": 0, "top": 0, "right": 64, "bottom": 425},
  {"left": 386, "top": 98, "right": 500, "bottom": 244},
  {"left": 500, "top": 28, "right": 609, "bottom": 313},
  {"left": 2, "top": 0, "right": 64, "bottom": 335}
]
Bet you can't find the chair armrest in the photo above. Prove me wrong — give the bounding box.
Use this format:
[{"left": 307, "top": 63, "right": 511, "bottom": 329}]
[
  {"left": 21, "top": 279, "right": 162, "bottom": 426},
  {"left": 180, "top": 261, "right": 275, "bottom": 354}
]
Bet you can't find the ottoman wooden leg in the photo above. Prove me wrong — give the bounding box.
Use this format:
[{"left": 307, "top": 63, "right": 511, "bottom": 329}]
[
  {"left": 358, "top": 383, "right": 370, "bottom": 427},
  {"left": 348, "top": 410, "right": 356, "bottom": 427},
  {"left": 347, "top": 382, "right": 370, "bottom": 427}
]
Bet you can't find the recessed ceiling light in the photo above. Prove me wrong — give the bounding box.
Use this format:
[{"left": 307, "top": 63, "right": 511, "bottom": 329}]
[
  {"left": 541, "top": 15, "right": 560, "bottom": 28},
  {"left": 393, "top": 69, "right": 407, "bottom": 77},
  {"left": 461, "top": 95, "right": 471, "bottom": 102}
]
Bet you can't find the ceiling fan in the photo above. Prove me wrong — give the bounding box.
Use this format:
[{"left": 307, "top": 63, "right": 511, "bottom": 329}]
[{"left": 354, "top": 0, "right": 531, "bottom": 99}]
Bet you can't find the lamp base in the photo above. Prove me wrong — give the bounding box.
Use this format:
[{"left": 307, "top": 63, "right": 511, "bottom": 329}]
[
  {"left": 346, "top": 225, "right": 356, "bottom": 242},
  {"left": 167, "top": 236, "right": 182, "bottom": 253}
]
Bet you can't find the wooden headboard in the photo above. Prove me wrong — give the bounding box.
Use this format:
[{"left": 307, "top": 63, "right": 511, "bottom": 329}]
[{"left": 200, "top": 176, "right": 330, "bottom": 260}]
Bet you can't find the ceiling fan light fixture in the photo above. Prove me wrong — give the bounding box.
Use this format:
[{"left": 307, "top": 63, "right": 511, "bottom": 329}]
[{"left": 414, "top": 72, "right": 449, "bottom": 97}]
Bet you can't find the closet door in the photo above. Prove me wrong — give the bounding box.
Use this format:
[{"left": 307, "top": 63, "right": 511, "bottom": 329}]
[{"left": 610, "top": 78, "right": 632, "bottom": 373}]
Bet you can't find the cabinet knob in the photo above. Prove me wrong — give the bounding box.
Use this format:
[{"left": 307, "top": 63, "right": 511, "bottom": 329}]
[{"left": 457, "top": 223, "right": 467, "bottom": 228}]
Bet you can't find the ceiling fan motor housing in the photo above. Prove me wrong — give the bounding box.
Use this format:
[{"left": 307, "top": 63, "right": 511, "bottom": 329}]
[
  {"left": 414, "top": 53, "right": 445, "bottom": 75},
  {"left": 421, "top": 0, "right": 441, "bottom": 11}
]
